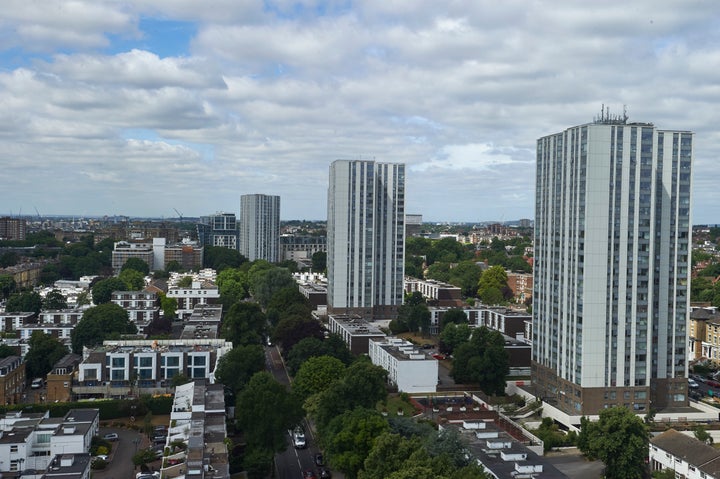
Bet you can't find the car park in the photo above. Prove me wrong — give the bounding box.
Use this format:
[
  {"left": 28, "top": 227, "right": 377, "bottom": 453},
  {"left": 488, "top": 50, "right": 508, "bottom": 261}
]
[{"left": 103, "top": 433, "right": 119, "bottom": 441}]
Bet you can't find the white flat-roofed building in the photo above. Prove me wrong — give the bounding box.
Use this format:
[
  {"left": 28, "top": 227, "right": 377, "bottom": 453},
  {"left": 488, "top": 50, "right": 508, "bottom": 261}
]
[
  {"left": 327, "top": 314, "right": 386, "bottom": 355},
  {"left": 167, "top": 281, "right": 220, "bottom": 318},
  {"left": 368, "top": 337, "right": 438, "bottom": 393}
]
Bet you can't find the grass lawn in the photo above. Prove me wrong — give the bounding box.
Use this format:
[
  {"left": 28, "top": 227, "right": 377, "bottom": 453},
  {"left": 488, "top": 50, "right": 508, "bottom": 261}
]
[{"left": 378, "top": 394, "right": 418, "bottom": 417}]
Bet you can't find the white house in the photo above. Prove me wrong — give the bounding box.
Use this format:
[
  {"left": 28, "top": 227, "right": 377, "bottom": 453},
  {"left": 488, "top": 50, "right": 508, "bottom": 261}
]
[{"left": 368, "top": 337, "right": 438, "bottom": 393}]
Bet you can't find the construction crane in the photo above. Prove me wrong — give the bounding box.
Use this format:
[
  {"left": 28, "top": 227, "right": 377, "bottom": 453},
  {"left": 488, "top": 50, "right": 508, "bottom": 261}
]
[{"left": 173, "top": 208, "right": 184, "bottom": 222}]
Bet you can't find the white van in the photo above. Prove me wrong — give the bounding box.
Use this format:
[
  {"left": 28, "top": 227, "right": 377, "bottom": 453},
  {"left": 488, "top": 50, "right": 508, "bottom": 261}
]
[{"left": 31, "top": 378, "right": 44, "bottom": 389}]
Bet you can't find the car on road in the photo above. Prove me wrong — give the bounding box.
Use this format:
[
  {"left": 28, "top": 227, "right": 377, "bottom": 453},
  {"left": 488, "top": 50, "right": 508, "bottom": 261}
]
[
  {"left": 689, "top": 378, "right": 700, "bottom": 389},
  {"left": 293, "top": 427, "right": 306, "bottom": 449},
  {"left": 432, "top": 353, "right": 446, "bottom": 360},
  {"left": 318, "top": 467, "right": 332, "bottom": 479},
  {"left": 302, "top": 471, "right": 317, "bottom": 479},
  {"left": 103, "top": 433, "right": 119, "bottom": 441},
  {"left": 314, "top": 453, "right": 324, "bottom": 466}
]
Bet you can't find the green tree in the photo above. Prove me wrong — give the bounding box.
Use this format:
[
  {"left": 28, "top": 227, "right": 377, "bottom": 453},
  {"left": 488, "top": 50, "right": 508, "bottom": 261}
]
[
  {"left": 24, "top": 331, "right": 69, "bottom": 379},
  {"left": 315, "top": 359, "right": 388, "bottom": 433},
  {"left": 121, "top": 257, "right": 150, "bottom": 276},
  {"left": 91, "top": 277, "right": 127, "bottom": 304},
  {"left": 292, "top": 355, "right": 346, "bottom": 400},
  {"left": 0, "top": 344, "right": 18, "bottom": 359},
  {"left": 273, "top": 315, "right": 324, "bottom": 355},
  {"left": 359, "top": 433, "right": 426, "bottom": 479},
  {"left": 311, "top": 251, "right": 327, "bottom": 272},
  {"left": 43, "top": 289, "right": 68, "bottom": 310},
  {"left": 0, "top": 252, "right": 18, "bottom": 268},
  {"left": 440, "top": 309, "right": 468, "bottom": 329},
  {"left": 477, "top": 266, "right": 510, "bottom": 305},
  {"left": 0, "top": 274, "right": 17, "bottom": 299},
  {"left": 216, "top": 268, "right": 250, "bottom": 309},
  {"left": 40, "top": 264, "right": 61, "bottom": 285},
  {"left": 324, "top": 407, "right": 390, "bottom": 479},
  {"left": 204, "top": 246, "right": 246, "bottom": 272},
  {"left": 177, "top": 276, "right": 193, "bottom": 287},
  {"left": 448, "top": 261, "right": 483, "bottom": 297},
  {"left": 119, "top": 268, "right": 145, "bottom": 290},
  {"left": 250, "top": 267, "right": 296, "bottom": 308},
  {"left": 577, "top": 406, "right": 649, "bottom": 479},
  {"left": 71, "top": 303, "right": 137, "bottom": 353},
  {"left": 394, "top": 303, "right": 431, "bottom": 334},
  {"left": 214, "top": 344, "right": 265, "bottom": 394},
  {"left": 76, "top": 290, "right": 91, "bottom": 307},
  {"left": 165, "top": 260, "right": 183, "bottom": 273},
  {"left": 221, "top": 302, "right": 267, "bottom": 347},
  {"left": 285, "top": 335, "right": 353, "bottom": 376},
  {"left": 171, "top": 373, "right": 192, "bottom": 387},
  {"left": 236, "top": 372, "right": 304, "bottom": 453},
  {"left": 438, "top": 322, "right": 472, "bottom": 355},
  {"left": 159, "top": 293, "right": 177, "bottom": 320},
  {"left": 694, "top": 425, "right": 714, "bottom": 445},
  {"left": 450, "top": 327, "right": 508, "bottom": 395},
  {"left": 5, "top": 291, "right": 43, "bottom": 314}
]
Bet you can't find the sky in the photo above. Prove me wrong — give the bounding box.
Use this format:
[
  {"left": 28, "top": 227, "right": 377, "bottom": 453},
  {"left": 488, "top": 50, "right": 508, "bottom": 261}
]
[{"left": 1, "top": 1, "right": 719, "bottom": 223}]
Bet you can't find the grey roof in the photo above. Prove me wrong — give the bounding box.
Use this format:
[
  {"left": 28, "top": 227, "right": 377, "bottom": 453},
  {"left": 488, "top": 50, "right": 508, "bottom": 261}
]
[{"left": 651, "top": 429, "right": 720, "bottom": 476}]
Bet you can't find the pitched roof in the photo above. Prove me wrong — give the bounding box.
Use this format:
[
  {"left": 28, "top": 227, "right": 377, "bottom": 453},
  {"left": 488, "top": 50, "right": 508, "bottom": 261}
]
[{"left": 651, "top": 429, "right": 720, "bottom": 477}]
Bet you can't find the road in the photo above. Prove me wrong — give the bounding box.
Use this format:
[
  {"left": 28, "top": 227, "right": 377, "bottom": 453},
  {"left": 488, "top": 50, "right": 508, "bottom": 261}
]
[{"left": 264, "top": 345, "right": 340, "bottom": 479}]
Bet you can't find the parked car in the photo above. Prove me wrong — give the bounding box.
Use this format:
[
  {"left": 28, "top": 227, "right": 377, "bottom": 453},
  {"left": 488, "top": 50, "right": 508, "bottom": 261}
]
[
  {"left": 302, "top": 471, "right": 317, "bottom": 479},
  {"left": 314, "top": 453, "right": 324, "bottom": 466},
  {"left": 689, "top": 379, "right": 700, "bottom": 389},
  {"left": 707, "top": 380, "right": 720, "bottom": 388},
  {"left": 103, "top": 433, "right": 119, "bottom": 442},
  {"left": 318, "top": 467, "right": 332, "bottom": 479},
  {"left": 31, "top": 378, "right": 44, "bottom": 389},
  {"left": 432, "top": 354, "right": 446, "bottom": 360}
]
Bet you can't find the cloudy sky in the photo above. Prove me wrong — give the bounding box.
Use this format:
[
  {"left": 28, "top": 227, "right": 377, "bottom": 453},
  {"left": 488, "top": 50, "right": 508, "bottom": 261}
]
[{"left": 1, "top": 1, "right": 719, "bottom": 223}]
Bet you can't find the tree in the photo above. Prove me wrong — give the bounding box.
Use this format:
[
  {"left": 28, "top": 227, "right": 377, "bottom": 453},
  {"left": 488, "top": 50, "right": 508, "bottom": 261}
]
[
  {"left": 146, "top": 317, "right": 172, "bottom": 336},
  {"left": 285, "top": 334, "right": 353, "bottom": 376},
  {"left": 394, "top": 303, "right": 431, "bottom": 334},
  {"left": 71, "top": 303, "right": 137, "bottom": 353},
  {"left": 159, "top": 293, "right": 177, "bottom": 319},
  {"left": 216, "top": 268, "right": 250, "bottom": 310},
  {"left": 250, "top": 267, "right": 296, "bottom": 308},
  {"left": 177, "top": 276, "right": 193, "bottom": 287},
  {"left": 5, "top": 291, "right": 43, "bottom": 314},
  {"left": 440, "top": 309, "right": 468, "bottom": 329},
  {"left": 292, "top": 355, "right": 346, "bottom": 400},
  {"left": 0, "top": 274, "right": 16, "bottom": 299},
  {"left": 314, "top": 359, "right": 388, "bottom": 433},
  {"left": 477, "top": 266, "right": 510, "bottom": 305},
  {"left": 43, "top": 289, "right": 68, "bottom": 310},
  {"left": 236, "top": 372, "right": 304, "bottom": 453},
  {"left": 577, "top": 406, "right": 649, "bottom": 479},
  {"left": 171, "top": 373, "right": 192, "bottom": 387},
  {"left": 91, "top": 277, "right": 127, "bottom": 305},
  {"left": 0, "top": 344, "right": 18, "bottom": 359},
  {"left": 273, "top": 315, "right": 324, "bottom": 355},
  {"left": 121, "top": 257, "right": 150, "bottom": 276},
  {"left": 448, "top": 261, "right": 483, "bottom": 297},
  {"left": 694, "top": 425, "right": 714, "bottom": 445},
  {"left": 165, "top": 260, "right": 183, "bottom": 273},
  {"left": 0, "top": 252, "right": 18, "bottom": 268},
  {"left": 221, "top": 302, "right": 267, "bottom": 347},
  {"left": 311, "top": 251, "right": 327, "bottom": 272},
  {"left": 24, "top": 331, "right": 69, "bottom": 379},
  {"left": 450, "top": 327, "right": 508, "bottom": 395},
  {"left": 438, "top": 323, "right": 472, "bottom": 355},
  {"left": 324, "top": 407, "right": 390, "bottom": 479},
  {"left": 214, "top": 344, "right": 265, "bottom": 394},
  {"left": 204, "top": 246, "right": 246, "bottom": 272},
  {"left": 119, "top": 268, "right": 145, "bottom": 290}
]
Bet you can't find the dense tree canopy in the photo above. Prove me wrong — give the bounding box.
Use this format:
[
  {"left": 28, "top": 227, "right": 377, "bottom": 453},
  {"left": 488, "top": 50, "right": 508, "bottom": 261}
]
[
  {"left": 451, "top": 326, "right": 509, "bottom": 395},
  {"left": 214, "top": 344, "right": 266, "bottom": 394},
  {"left": 577, "top": 406, "right": 649, "bottom": 479},
  {"left": 285, "top": 334, "right": 354, "bottom": 376},
  {"left": 250, "top": 266, "right": 296, "bottom": 308},
  {"left": 119, "top": 268, "right": 145, "bottom": 290},
  {"left": 121, "top": 257, "right": 150, "bottom": 275},
  {"left": 236, "top": 371, "right": 304, "bottom": 454},
  {"left": 311, "top": 251, "right": 327, "bottom": 272},
  {"left": 216, "top": 268, "right": 250, "bottom": 310},
  {"left": 324, "top": 408, "right": 390, "bottom": 479},
  {"left": 24, "top": 331, "right": 69, "bottom": 380},
  {"left": 438, "top": 322, "right": 473, "bottom": 355},
  {"left": 204, "top": 246, "right": 247, "bottom": 272},
  {"left": 5, "top": 291, "right": 43, "bottom": 314},
  {"left": 273, "top": 315, "right": 324, "bottom": 355},
  {"left": 0, "top": 274, "right": 16, "bottom": 299},
  {"left": 221, "top": 302, "right": 267, "bottom": 347},
  {"left": 91, "top": 277, "right": 127, "bottom": 305},
  {"left": 71, "top": 303, "right": 136, "bottom": 353},
  {"left": 476, "top": 266, "right": 512, "bottom": 305},
  {"left": 43, "top": 289, "right": 68, "bottom": 310},
  {"left": 292, "top": 355, "right": 346, "bottom": 400}
]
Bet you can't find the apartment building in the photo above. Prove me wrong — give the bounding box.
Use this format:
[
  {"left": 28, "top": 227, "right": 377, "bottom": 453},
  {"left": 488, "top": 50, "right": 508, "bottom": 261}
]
[
  {"left": 167, "top": 281, "right": 220, "bottom": 318},
  {"left": 240, "top": 194, "right": 280, "bottom": 262},
  {"left": 74, "top": 339, "right": 232, "bottom": 399},
  {"left": 46, "top": 353, "right": 82, "bottom": 403},
  {"left": 327, "top": 314, "right": 386, "bottom": 355},
  {"left": 111, "top": 291, "right": 160, "bottom": 326},
  {"left": 404, "top": 278, "right": 463, "bottom": 307},
  {"left": 368, "top": 337, "right": 438, "bottom": 393},
  {"left": 279, "top": 235, "right": 327, "bottom": 263},
  {"left": 0, "top": 356, "right": 25, "bottom": 405}
]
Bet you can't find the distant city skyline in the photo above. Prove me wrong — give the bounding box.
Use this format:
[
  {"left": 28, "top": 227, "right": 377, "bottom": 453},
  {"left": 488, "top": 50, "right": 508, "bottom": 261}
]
[{"left": 1, "top": 2, "right": 719, "bottom": 222}]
